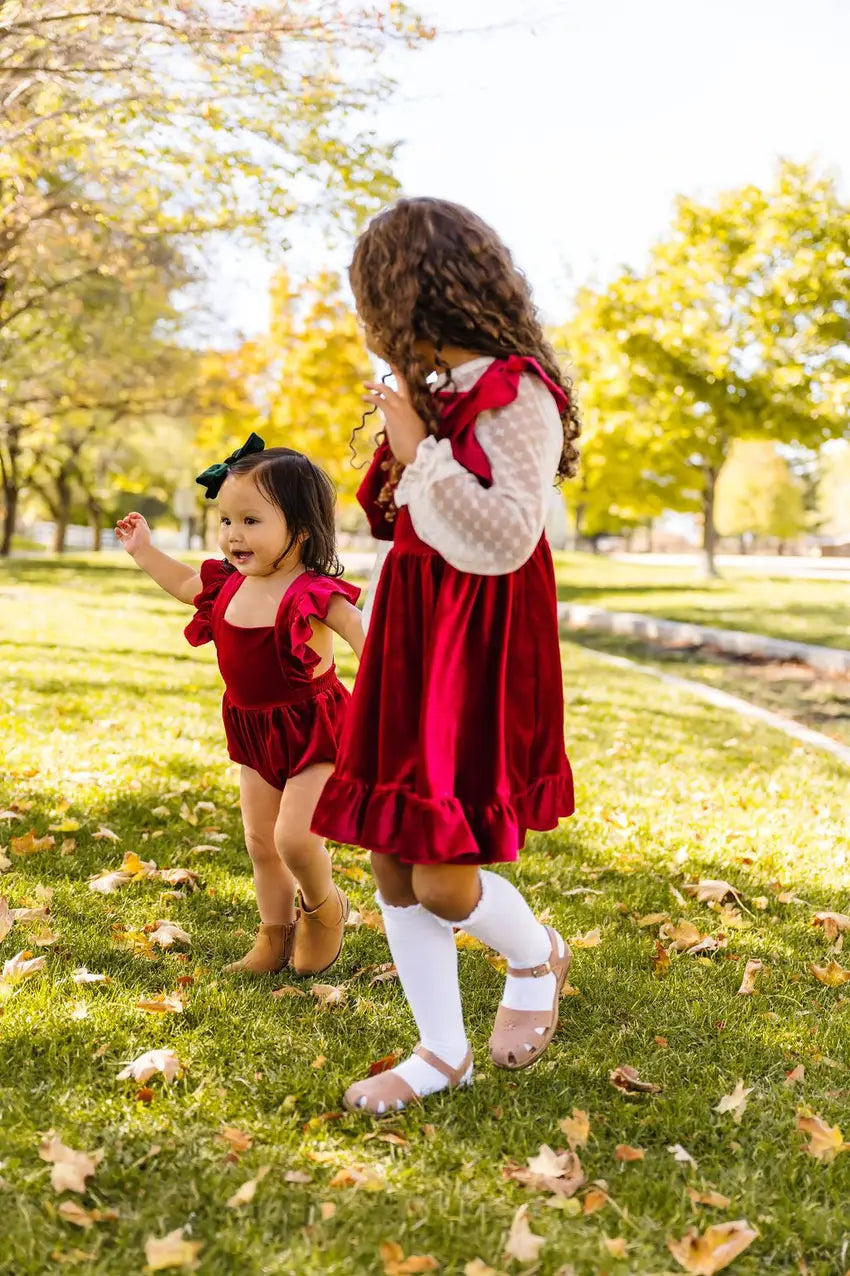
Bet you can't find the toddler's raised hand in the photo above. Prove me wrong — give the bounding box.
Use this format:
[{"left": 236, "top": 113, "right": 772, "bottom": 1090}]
[{"left": 115, "top": 512, "right": 151, "bottom": 557}]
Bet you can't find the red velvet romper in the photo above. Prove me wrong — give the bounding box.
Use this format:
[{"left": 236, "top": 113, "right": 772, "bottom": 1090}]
[
  {"left": 312, "top": 356, "right": 574, "bottom": 864},
  {"left": 185, "top": 561, "right": 360, "bottom": 791}
]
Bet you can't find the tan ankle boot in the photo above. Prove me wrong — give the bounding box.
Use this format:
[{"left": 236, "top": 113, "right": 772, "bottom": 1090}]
[
  {"left": 292, "top": 885, "right": 349, "bottom": 976},
  {"left": 224, "top": 921, "right": 296, "bottom": 974}
]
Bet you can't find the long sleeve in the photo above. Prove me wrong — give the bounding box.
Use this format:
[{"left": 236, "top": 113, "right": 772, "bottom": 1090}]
[{"left": 394, "top": 372, "right": 563, "bottom": 575}]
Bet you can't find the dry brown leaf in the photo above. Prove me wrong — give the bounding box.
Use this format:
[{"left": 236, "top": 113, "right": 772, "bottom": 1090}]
[
  {"left": 379, "top": 1241, "right": 440, "bottom": 1274},
  {"left": 38, "top": 1135, "right": 103, "bottom": 1195},
  {"left": 654, "top": 940, "right": 671, "bottom": 976},
  {"left": 92, "top": 826, "right": 121, "bottom": 842},
  {"left": 615, "top": 1144, "right": 645, "bottom": 1162},
  {"left": 667, "top": 1220, "right": 758, "bottom": 1273},
  {"left": 714, "top": 1080, "right": 753, "bottom": 1125},
  {"left": 227, "top": 1165, "right": 270, "bottom": 1208},
  {"left": 602, "top": 1236, "right": 628, "bottom": 1258},
  {"left": 311, "top": 1055, "right": 326, "bottom": 1070},
  {"left": 11, "top": 830, "right": 55, "bottom": 856},
  {"left": 527, "top": 1145, "right": 575, "bottom": 1178},
  {"left": 311, "top": 983, "right": 346, "bottom": 1005},
  {"left": 503, "top": 1204, "right": 545, "bottom": 1264},
  {"left": 144, "top": 1227, "right": 203, "bottom": 1272},
  {"left": 583, "top": 1187, "right": 608, "bottom": 1215},
  {"left": 136, "top": 993, "right": 184, "bottom": 1015},
  {"left": 784, "top": 1065, "right": 805, "bottom": 1086},
  {"left": 0, "top": 897, "right": 13, "bottom": 942},
  {"left": 117, "top": 1048, "right": 182, "bottom": 1084},
  {"left": 810, "top": 959, "right": 850, "bottom": 987},
  {"left": 752, "top": 896, "right": 769, "bottom": 910},
  {"left": 283, "top": 1169, "right": 312, "bottom": 1183},
  {"left": 0, "top": 849, "right": 11, "bottom": 872},
  {"left": 57, "top": 1201, "right": 96, "bottom": 1229},
  {"left": 668, "top": 1144, "right": 698, "bottom": 1169},
  {"left": 320, "top": 1202, "right": 336, "bottom": 1220},
  {"left": 683, "top": 880, "right": 740, "bottom": 905},
  {"left": 12, "top": 905, "right": 51, "bottom": 923},
  {"left": 558, "top": 1108, "right": 590, "bottom": 1151},
  {"left": 271, "top": 984, "right": 306, "bottom": 998},
  {"left": 88, "top": 870, "right": 132, "bottom": 895},
  {"left": 463, "top": 1263, "right": 502, "bottom": 1276},
  {"left": 688, "top": 1189, "right": 731, "bottom": 1209},
  {"left": 609, "top": 1064, "right": 662, "bottom": 1095},
  {"left": 2, "top": 949, "right": 46, "bottom": 984},
  {"left": 569, "top": 927, "right": 602, "bottom": 949},
  {"left": 218, "top": 1126, "right": 252, "bottom": 1155},
  {"left": 71, "top": 968, "right": 110, "bottom": 985},
  {"left": 147, "top": 919, "right": 190, "bottom": 948},
  {"left": 796, "top": 1111, "right": 850, "bottom": 1162},
  {"left": 636, "top": 912, "right": 669, "bottom": 927},
  {"left": 812, "top": 911, "right": 850, "bottom": 941},
  {"left": 659, "top": 920, "right": 705, "bottom": 953},
  {"left": 328, "top": 1165, "right": 385, "bottom": 1191},
  {"left": 159, "top": 867, "right": 202, "bottom": 891},
  {"left": 736, "top": 960, "right": 763, "bottom": 996},
  {"left": 367, "top": 1054, "right": 399, "bottom": 1077}
]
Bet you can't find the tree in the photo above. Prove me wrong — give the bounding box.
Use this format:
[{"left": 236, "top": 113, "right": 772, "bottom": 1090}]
[
  {"left": 265, "top": 271, "right": 373, "bottom": 504},
  {"left": 817, "top": 442, "right": 850, "bottom": 542},
  {"left": 565, "top": 161, "right": 850, "bottom": 575},
  {"left": 0, "top": 0, "right": 430, "bottom": 550},
  {"left": 715, "top": 441, "right": 806, "bottom": 548}
]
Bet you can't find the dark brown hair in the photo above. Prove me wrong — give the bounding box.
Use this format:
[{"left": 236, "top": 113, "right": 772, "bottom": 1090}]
[
  {"left": 227, "top": 448, "right": 342, "bottom": 576},
  {"left": 349, "top": 196, "right": 580, "bottom": 479}
]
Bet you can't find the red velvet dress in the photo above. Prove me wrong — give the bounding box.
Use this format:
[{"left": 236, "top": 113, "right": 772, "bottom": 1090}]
[
  {"left": 185, "top": 563, "right": 360, "bottom": 791},
  {"left": 312, "top": 356, "right": 574, "bottom": 865}
]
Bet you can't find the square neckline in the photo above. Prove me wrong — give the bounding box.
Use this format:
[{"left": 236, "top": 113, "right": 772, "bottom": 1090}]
[{"left": 221, "top": 568, "right": 306, "bottom": 630}]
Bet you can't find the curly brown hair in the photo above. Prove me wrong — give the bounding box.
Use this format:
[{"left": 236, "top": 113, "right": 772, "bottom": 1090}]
[{"left": 349, "top": 197, "right": 580, "bottom": 480}]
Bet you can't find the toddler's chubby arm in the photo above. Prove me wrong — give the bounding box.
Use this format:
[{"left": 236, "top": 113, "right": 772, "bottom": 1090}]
[
  {"left": 115, "top": 512, "right": 202, "bottom": 605},
  {"left": 323, "top": 594, "right": 366, "bottom": 661}
]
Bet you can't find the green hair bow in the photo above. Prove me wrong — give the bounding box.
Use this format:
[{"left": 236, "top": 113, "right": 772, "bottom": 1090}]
[{"left": 195, "top": 432, "right": 265, "bottom": 500}]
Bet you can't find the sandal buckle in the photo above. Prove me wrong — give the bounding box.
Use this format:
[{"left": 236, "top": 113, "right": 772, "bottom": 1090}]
[{"left": 529, "top": 960, "right": 552, "bottom": 977}]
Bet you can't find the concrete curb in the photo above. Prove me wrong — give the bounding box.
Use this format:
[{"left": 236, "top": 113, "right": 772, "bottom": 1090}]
[
  {"left": 571, "top": 645, "right": 850, "bottom": 768},
  {"left": 558, "top": 603, "right": 850, "bottom": 678}
]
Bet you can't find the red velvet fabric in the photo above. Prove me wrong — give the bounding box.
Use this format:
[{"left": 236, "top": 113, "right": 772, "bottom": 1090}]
[
  {"left": 184, "top": 561, "right": 360, "bottom": 790},
  {"left": 312, "top": 358, "right": 574, "bottom": 864}
]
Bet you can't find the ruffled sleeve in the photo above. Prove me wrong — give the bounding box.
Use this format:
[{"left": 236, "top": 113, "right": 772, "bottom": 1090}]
[
  {"left": 289, "top": 574, "right": 362, "bottom": 667},
  {"left": 184, "top": 559, "right": 235, "bottom": 647}
]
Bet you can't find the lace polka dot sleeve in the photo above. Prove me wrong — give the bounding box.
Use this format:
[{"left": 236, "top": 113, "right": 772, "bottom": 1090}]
[{"left": 394, "top": 374, "right": 563, "bottom": 575}]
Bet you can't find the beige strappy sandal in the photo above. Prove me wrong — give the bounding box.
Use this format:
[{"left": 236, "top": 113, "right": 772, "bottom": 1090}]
[
  {"left": 489, "top": 925, "right": 572, "bottom": 1070},
  {"left": 342, "top": 1045, "right": 474, "bottom": 1115}
]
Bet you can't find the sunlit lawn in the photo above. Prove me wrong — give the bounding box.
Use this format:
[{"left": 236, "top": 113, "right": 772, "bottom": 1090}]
[
  {"left": 553, "top": 553, "right": 850, "bottom": 650},
  {"left": 1, "top": 555, "right": 850, "bottom": 1275}
]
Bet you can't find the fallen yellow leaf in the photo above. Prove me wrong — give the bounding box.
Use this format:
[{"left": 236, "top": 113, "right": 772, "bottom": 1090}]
[
  {"left": 218, "top": 1126, "right": 252, "bottom": 1155},
  {"left": 736, "top": 960, "right": 763, "bottom": 996},
  {"left": 812, "top": 911, "right": 850, "bottom": 941},
  {"left": 668, "top": 1220, "right": 757, "bottom": 1273},
  {"left": 379, "top": 1240, "right": 440, "bottom": 1274},
  {"left": 503, "top": 1204, "right": 545, "bottom": 1264},
  {"left": 117, "top": 1048, "right": 182, "bottom": 1084},
  {"left": 38, "top": 1135, "right": 103, "bottom": 1195},
  {"left": 569, "top": 926, "right": 602, "bottom": 949},
  {"left": 135, "top": 993, "right": 184, "bottom": 1015},
  {"left": 784, "top": 1065, "right": 805, "bottom": 1086},
  {"left": 683, "top": 880, "right": 740, "bottom": 905},
  {"left": 320, "top": 1202, "right": 336, "bottom": 1220},
  {"left": 583, "top": 1187, "right": 608, "bottom": 1215},
  {"left": 636, "top": 912, "right": 669, "bottom": 927},
  {"left": 144, "top": 1227, "right": 203, "bottom": 1272},
  {"left": 688, "top": 1188, "right": 731, "bottom": 1209},
  {"left": 810, "top": 960, "right": 850, "bottom": 987},
  {"left": 11, "top": 830, "right": 55, "bottom": 856},
  {"left": 527, "top": 1145, "right": 576, "bottom": 1178},
  {"left": 227, "top": 1165, "right": 270, "bottom": 1208},
  {"left": 654, "top": 940, "right": 671, "bottom": 976},
  {"left": 558, "top": 1108, "right": 590, "bottom": 1151},
  {"left": 147, "top": 920, "right": 190, "bottom": 948},
  {"left": 311, "top": 983, "right": 346, "bottom": 1005},
  {"left": 714, "top": 1080, "right": 752, "bottom": 1125},
  {"left": 615, "top": 1144, "right": 645, "bottom": 1162},
  {"left": 2, "top": 949, "right": 46, "bottom": 984},
  {"left": 796, "top": 1111, "right": 850, "bottom": 1162},
  {"left": 602, "top": 1236, "right": 628, "bottom": 1258}
]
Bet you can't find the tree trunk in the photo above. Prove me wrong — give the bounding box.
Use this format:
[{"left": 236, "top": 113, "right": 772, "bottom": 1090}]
[
  {"left": 88, "top": 500, "right": 103, "bottom": 551},
  {"left": 0, "top": 480, "right": 17, "bottom": 555},
  {"left": 700, "top": 466, "right": 719, "bottom": 578},
  {"left": 51, "top": 474, "right": 73, "bottom": 554}
]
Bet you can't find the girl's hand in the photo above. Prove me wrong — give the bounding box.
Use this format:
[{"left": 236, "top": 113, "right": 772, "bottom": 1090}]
[
  {"left": 363, "top": 369, "right": 427, "bottom": 467},
  {"left": 115, "top": 512, "right": 152, "bottom": 557}
]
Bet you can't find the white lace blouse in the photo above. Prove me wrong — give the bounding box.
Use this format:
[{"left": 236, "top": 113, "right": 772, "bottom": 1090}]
[{"left": 393, "top": 356, "right": 563, "bottom": 575}]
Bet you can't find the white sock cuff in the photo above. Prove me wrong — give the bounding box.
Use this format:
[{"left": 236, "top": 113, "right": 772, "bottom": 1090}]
[{"left": 375, "top": 892, "right": 453, "bottom": 928}]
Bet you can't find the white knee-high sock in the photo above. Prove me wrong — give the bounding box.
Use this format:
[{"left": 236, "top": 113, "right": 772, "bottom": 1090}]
[
  {"left": 457, "top": 869, "right": 565, "bottom": 1014},
  {"left": 376, "top": 894, "right": 471, "bottom": 1099}
]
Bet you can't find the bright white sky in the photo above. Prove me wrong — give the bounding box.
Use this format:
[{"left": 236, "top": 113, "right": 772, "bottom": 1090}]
[{"left": 217, "top": 0, "right": 849, "bottom": 337}]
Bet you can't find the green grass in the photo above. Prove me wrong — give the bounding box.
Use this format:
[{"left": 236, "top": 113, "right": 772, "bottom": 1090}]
[
  {"left": 570, "top": 631, "right": 850, "bottom": 749},
  {"left": 553, "top": 553, "right": 850, "bottom": 649},
  {"left": 2, "top": 555, "right": 850, "bottom": 1275}
]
